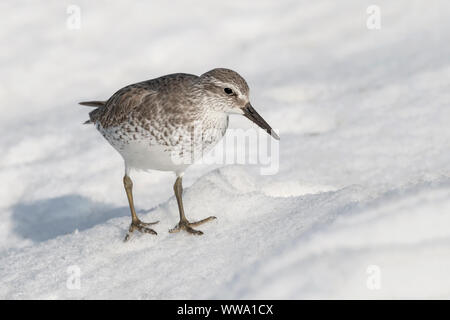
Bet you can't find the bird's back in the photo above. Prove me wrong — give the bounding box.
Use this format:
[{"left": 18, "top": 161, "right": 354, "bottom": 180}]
[{"left": 86, "top": 73, "right": 199, "bottom": 128}]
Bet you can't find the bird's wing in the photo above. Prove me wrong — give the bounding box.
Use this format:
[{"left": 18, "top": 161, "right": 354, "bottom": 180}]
[
  {"left": 89, "top": 84, "right": 157, "bottom": 128},
  {"left": 91, "top": 73, "right": 199, "bottom": 128}
]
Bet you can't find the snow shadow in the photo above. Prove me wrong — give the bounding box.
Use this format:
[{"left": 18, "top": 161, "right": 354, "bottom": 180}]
[{"left": 11, "top": 195, "right": 132, "bottom": 242}]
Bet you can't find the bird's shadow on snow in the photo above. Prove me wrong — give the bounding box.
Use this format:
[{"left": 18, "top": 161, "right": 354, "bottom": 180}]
[{"left": 11, "top": 195, "right": 144, "bottom": 243}]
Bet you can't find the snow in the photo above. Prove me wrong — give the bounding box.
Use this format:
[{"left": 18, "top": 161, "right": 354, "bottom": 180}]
[{"left": 1, "top": 0, "right": 450, "bottom": 299}]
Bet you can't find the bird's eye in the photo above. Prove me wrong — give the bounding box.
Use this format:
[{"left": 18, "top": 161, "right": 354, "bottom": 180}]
[{"left": 224, "top": 88, "right": 234, "bottom": 95}]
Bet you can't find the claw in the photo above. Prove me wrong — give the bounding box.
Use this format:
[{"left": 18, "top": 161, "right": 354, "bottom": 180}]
[
  {"left": 140, "top": 221, "right": 159, "bottom": 226},
  {"left": 169, "top": 216, "right": 216, "bottom": 235},
  {"left": 124, "top": 219, "right": 158, "bottom": 241}
]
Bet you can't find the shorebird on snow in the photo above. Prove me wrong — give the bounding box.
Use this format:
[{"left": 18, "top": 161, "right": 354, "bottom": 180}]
[{"left": 80, "top": 68, "right": 279, "bottom": 241}]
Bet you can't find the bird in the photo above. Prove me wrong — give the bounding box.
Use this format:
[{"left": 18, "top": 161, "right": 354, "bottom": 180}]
[{"left": 80, "top": 68, "right": 279, "bottom": 241}]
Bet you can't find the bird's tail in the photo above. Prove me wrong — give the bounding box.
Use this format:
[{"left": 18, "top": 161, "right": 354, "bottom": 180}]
[
  {"left": 79, "top": 101, "right": 106, "bottom": 124},
  {"left": 79, "top": 101, "right": 106, "bottom": 107}
]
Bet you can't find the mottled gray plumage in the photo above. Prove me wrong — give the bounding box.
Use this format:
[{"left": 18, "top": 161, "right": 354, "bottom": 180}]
[
  {"left": 88, "top": 73, "right": 199, "bottom": 128},
  {"left": 87, "top": 69, "right": 250, "bottom": 128}
]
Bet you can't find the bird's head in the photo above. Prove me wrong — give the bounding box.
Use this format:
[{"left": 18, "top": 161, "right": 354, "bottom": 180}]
[{"left": 197, "top": 68, "right": 279, "bottom": 140}]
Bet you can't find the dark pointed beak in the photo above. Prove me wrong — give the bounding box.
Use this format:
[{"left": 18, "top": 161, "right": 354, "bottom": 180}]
[{"left": 242, "top": 103, "right": 280, "bottom": 140}]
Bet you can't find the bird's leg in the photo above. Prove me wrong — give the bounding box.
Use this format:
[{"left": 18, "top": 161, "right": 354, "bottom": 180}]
[
  {"left": 123, "top": 175, "right": 158, "bottom": 241},
  {"left": 169, "top": 176, "right": 216, "bottom": 235}
]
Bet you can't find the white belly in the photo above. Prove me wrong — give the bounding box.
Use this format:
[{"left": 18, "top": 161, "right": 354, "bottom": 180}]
[
  {"left": 120, "top": 140, "right": 189, "bottom": 173},
  {"left": 96, "top": 115, "right": 228, "bottom": 175}
]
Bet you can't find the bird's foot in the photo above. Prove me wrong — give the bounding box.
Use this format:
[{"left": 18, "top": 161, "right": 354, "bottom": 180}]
[
  {"left": 124, "top": 219, "right": 158, "bottom": 241},
  {"left": 169, "top": 216, "right": 217, "bottom": 235}
]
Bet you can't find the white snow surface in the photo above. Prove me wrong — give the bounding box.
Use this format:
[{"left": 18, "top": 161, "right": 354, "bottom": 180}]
[{"left": 1, "top": 0, "right": 450, "bottom": 299}]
